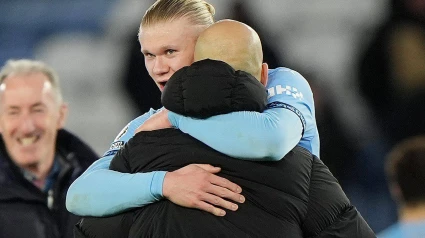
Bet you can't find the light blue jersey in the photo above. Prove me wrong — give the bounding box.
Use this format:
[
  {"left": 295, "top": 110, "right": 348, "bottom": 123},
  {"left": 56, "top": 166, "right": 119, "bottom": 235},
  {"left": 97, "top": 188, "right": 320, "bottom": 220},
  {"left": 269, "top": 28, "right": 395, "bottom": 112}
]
[
  {"left": 378, "top": 221, "right": 425, "bottom": 238},
  {"left": 169, "top": 67, "right": 319, "bottom": 159},
  {"left": 266, "top": 67, "right": 319, "bottom": 157},
  {"left": 66, "top": 68, "right": 319, "bottom": 216}
]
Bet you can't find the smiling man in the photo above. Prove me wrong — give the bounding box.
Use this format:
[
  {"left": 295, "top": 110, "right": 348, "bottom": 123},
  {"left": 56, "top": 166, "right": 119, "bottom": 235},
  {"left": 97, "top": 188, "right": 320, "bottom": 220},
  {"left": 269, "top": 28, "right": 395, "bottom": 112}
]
[{"left": 0, "top": 59, "right": 98, "bottom": 238}]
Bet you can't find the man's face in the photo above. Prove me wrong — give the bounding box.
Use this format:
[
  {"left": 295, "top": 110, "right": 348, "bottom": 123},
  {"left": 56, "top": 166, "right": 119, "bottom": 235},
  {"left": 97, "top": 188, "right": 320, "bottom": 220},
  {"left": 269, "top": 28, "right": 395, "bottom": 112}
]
[
  {"left": 139, "top": 17, "right": 200, "bottom": 91},
  {"left": 0, "top": 72, "right": 66, "bottom": 169}
]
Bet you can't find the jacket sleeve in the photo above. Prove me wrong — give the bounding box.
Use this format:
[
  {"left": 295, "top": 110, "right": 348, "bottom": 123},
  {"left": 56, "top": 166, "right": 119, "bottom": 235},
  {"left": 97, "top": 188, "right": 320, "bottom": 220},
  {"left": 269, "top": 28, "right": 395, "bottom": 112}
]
[
  {"left": 302, "top": 158, "right": 375, "bottom": 238},
  {"left": 314, "top": 206, "right": 376, "bottom": 238},
  {"left": 66, "top": 109, "right": 167, "bottom": 217}
]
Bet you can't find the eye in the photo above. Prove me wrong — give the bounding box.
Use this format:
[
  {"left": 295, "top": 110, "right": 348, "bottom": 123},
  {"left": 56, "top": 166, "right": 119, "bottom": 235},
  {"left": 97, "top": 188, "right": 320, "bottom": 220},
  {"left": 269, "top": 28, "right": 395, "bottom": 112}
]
[
  {"left": 7, "top": 111, "right": 19, "bottom": 116},
  {"left": 165, "top": 49, "right": 176, "bottom": 55},
  {"left": 32, "top": 107, "right": 45, "bottom": 113},
  {"left": 144, "top": 52, "right": 155, "bottom": 58}
]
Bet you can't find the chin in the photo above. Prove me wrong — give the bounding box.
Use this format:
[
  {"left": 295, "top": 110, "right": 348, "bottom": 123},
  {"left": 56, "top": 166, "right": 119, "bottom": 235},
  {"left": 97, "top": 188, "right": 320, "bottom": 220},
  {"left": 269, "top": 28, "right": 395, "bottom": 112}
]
[{"left": 13, "top": 154, "right": 40, "bottom": 168}]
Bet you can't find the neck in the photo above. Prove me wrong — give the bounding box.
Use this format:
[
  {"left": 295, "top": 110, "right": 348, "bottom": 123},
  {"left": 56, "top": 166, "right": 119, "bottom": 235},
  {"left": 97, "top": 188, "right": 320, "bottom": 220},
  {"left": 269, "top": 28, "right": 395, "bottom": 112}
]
[
  {"left": 23, "top": 157, "right": 55, "bottom": 181},
  {"left": 399, "top": 203, "right": 425, "bottom": 222}
]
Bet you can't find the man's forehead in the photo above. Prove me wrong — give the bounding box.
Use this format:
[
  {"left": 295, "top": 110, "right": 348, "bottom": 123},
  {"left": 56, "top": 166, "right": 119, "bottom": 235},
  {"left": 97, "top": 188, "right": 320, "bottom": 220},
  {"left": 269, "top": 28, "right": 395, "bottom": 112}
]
[{"left": 0, "top": 73, "right": 53, "bottom": 97}]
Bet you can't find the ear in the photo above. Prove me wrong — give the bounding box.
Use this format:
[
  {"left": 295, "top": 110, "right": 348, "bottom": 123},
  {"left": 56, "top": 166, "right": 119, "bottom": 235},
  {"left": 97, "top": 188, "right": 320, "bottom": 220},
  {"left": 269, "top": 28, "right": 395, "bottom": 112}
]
[
  {"left": 260, "top": 63, "right": 269, "bottom": 86},
  {"left": 57, "top": 103, "right": 68, "bottom": 129}
]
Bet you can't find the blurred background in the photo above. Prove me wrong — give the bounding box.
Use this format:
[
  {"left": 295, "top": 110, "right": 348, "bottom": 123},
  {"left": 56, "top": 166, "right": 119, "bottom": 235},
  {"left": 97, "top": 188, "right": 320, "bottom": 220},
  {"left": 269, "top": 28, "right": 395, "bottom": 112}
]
[{"left": 1, "top": 0, "right": 425, "bottom": 233}]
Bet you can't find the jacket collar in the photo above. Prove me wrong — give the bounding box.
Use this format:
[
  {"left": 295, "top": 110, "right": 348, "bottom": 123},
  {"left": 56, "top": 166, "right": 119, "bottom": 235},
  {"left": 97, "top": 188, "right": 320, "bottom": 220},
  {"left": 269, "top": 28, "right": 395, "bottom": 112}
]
[{"left": 0, "top": 129, "right": 98, "bottom": 201}]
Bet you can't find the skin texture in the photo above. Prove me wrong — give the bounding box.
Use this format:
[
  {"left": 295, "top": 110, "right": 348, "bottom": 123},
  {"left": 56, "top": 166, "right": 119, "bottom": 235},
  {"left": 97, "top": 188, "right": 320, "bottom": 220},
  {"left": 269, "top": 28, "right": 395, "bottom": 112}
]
[
  {"left": 139, "top": 17, "right": 203, "bottom": 92},
  {"left": 0, "top": 72, "right": 67, "bottom": 181},
  {"left": 194, "top": 19, "right": 267, "bottom": 84}
]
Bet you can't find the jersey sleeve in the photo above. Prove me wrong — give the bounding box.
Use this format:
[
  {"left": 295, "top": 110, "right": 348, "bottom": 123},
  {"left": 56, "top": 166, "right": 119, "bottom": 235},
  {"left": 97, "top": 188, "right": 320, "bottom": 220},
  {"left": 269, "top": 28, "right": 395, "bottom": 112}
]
[
  {"left": 265, "top": 68, "right": 315, "bottom": 136},
  {"left": 168, "top": 108, "right": 302, "bottom": 161},
  {"left": 168, "top": 68, "right": 314, "bottom": 161},
  {"left": 66, "top": 108, "right": 167, "bottom": 217}
]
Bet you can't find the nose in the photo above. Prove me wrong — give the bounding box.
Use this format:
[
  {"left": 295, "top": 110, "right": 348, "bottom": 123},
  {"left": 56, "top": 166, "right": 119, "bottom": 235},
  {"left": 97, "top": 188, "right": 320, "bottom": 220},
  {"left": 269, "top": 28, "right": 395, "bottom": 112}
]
[
  {"left": 152, "top": 56, "right": 169, "bottom": 76},
  {"left": 19, "top": 115, "right": 36, "bottom": 134}
]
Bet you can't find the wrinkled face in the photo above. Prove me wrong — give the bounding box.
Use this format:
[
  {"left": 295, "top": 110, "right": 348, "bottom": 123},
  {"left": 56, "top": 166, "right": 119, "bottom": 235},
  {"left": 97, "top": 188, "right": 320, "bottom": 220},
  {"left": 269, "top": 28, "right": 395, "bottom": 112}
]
[
  {"left": 139, "top": 17, "right": 201, "bottom": 91},
  {"left": 0, "top": 72, "right": 67, "bottom": 169}
]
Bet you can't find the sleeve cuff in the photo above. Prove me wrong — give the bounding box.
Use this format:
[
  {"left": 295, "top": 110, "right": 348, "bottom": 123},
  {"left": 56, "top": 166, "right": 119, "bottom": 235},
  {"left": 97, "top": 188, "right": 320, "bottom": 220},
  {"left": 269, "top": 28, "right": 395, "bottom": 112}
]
[
  {"left": 168, "top": 111, "right": 182, "bottom": 128},
  {"left": 150, "top": 171, "right": 167, "bottom": 200}
]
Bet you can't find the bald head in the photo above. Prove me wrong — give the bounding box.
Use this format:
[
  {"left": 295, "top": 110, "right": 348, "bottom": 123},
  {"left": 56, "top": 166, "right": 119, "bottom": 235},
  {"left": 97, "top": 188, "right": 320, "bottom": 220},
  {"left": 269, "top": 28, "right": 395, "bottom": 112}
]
[{"left": 194, "top": 19, "right": 264, "bottom": 81}]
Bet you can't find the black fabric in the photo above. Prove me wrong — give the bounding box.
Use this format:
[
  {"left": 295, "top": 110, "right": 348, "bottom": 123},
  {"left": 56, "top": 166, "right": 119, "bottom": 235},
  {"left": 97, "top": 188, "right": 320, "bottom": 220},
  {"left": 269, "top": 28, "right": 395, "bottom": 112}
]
[
  {"left": 0, "top": 129, "right": 98, "bottom": 238},
  {"left": 75, "top": 59, "right": 374, "bottom": 237},
  {"left": 162, "top": 59, "right": 268, "bottom": 119},
  {"left": 76, "top": 130, "right": 374, "bottom": 238}
]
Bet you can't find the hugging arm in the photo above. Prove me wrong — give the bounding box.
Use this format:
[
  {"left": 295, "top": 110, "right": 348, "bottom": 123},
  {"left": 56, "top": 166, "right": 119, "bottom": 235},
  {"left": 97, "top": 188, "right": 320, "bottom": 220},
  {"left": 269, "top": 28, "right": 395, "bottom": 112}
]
[
  {"left": 66, "top": 107, "right": 243, "bottom": 217},
  {"left": 169, "top": 108, "right": 303, "bottom": 161},
  {"left": 66, "top": 110, "right": 166, "bottom": 217},
  {"left": 169, "top": 69, "right": 314, "bottom": 161}
]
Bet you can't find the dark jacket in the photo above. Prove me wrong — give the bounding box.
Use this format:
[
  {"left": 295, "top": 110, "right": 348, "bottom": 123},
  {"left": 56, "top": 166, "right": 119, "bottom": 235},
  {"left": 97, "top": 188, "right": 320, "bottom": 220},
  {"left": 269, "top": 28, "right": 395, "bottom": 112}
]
[
  {"left": 75, "top": 60, "right": 375, "bottom": 237},
  {"left": 0, "top": 129, "right": 98, "bottom": 238}
]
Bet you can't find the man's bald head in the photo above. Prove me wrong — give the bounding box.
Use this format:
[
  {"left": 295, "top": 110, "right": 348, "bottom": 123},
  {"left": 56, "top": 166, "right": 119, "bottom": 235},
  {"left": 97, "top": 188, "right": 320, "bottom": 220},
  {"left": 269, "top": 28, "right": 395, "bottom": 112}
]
[{"left": 194, "top": 19, "right": 265, "bottom": 81}]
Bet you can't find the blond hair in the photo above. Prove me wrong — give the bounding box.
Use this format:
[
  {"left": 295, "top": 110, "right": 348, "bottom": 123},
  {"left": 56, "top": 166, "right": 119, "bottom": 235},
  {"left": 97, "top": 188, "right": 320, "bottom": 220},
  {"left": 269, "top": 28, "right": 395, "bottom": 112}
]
[
  {"left": 0, "top": 59, "right": 63, "bottom": 103},
  {"left": 142, "top": 0, "right": 215, "bottom": 28}
]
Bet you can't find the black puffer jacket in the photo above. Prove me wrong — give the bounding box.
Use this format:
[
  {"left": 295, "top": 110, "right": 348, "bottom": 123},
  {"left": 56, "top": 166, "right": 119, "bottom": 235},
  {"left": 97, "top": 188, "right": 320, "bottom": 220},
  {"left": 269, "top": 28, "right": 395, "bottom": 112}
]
[
  {"left": 75, "top": 60, "right": 375, "bottom": 237},
  {"left": 0, "top": 129, "right": 98, "bottom": 238},
  {"left": 162, "top": 59, "right": 268, "bottom": 118}
]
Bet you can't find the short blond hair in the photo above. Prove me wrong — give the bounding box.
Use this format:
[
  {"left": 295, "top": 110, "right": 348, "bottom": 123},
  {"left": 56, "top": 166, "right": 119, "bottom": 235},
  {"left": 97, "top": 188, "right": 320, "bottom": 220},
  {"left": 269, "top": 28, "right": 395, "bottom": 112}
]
[
  {"left": 0, "top": 59, "right": 63, "bottom": 103},
  {"left": 142, "top": 0, "right": 215, "bottom": 28}
]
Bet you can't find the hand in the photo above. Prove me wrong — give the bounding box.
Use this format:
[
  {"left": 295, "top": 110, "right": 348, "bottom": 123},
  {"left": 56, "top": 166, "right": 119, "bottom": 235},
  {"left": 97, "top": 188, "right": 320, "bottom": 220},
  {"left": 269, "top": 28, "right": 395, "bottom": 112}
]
[
  {"left": 136, "top": 109, "right": 172, "bottom": 133},
  {"left": 162, "top": 164, "right": 245, "bottom": 216}
]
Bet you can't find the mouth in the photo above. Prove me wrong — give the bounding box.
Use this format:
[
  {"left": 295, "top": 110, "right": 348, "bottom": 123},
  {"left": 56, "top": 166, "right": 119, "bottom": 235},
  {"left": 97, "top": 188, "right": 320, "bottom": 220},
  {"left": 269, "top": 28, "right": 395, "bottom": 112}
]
[
  {"left": 158, "top": 81, "right": 167, "bottom": 90},
  {"left": 18, "top": 135, "right": 40, "bottom": 147}
]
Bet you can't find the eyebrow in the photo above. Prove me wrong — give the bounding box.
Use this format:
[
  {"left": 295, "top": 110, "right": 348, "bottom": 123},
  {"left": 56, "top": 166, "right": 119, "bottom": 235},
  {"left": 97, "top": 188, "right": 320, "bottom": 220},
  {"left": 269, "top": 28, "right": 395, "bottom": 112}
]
[
  {"left": 6, "top": 102, "right": 45, "bottom": 110},
  {"left": 141, "top": 45, "right": 178, "bottom": 54},
  {"left": 31, "top": 102, "right": 46, "bottom": 108}
]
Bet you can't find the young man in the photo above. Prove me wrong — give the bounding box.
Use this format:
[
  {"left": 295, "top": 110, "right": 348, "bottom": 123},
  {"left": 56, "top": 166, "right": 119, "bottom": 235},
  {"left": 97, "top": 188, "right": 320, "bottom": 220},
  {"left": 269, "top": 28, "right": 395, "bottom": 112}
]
[
  {"left": 0, "top": 59, "right": 98, "bottom": 238},
  {"left": 378, "top": 136, "right": 425, "bottom": 237}
]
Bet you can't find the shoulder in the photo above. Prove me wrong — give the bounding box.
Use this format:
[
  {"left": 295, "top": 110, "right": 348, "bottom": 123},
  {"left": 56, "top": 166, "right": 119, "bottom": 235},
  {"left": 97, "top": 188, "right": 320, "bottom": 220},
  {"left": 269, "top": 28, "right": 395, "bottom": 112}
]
[
  {"left": 101, "top": 108, "right": 161, "bottom": 158},
  {"left": 113, "top": 108, "right": 160, "bottom": 142},
  {"left": 56, "top": 129, "right": 99, "bottom": 168},
  {"left": 266, "top": 67, "right": 313, "bottom": 101},
  {"left": 267, "top": 67, "right": 308, "bottom": 84}
]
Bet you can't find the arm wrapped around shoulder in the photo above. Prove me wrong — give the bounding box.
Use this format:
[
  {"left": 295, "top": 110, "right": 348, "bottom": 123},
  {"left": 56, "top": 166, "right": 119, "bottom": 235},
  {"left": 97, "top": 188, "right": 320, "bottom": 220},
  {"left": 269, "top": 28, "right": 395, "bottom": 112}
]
[{"left": 162, "top": 59, "right": 268, "bottom": 119}]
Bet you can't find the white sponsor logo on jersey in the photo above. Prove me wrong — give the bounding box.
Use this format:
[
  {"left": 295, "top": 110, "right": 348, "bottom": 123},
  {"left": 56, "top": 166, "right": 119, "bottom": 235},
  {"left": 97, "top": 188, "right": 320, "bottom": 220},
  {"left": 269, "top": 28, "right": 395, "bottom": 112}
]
[
  {"left": 267, "top": 85, "right": 303, "bottom": 100},
  {"left": 109, "top": 141, "right": 125, "bottom": 150}
]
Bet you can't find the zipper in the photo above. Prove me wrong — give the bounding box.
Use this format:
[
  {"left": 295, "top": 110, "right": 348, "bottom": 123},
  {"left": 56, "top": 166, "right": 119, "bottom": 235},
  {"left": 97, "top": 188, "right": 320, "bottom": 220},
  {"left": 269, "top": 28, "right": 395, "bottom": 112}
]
[{"left": 47, "top": 189, "right": 54, "bottom": 210}]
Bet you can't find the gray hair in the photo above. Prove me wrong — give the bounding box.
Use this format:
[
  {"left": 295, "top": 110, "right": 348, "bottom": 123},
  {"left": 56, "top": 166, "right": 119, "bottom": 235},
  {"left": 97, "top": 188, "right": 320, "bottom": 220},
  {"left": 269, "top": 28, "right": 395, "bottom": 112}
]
[{"left": 0, "top": 59, "right": 63, "bottom": 103}]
